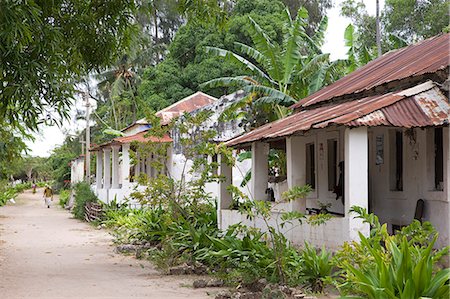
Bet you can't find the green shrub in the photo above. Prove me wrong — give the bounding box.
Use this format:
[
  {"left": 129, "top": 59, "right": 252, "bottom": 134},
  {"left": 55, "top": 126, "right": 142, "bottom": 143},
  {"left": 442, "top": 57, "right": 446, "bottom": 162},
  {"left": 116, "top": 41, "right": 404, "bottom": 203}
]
[
  {"left": 0, "top": 182, "right": 15, "bottom": 206},
  {"left": 338, "top": 234, "right": 449, "bottom": 299},
  {"left": 334, "top": 207, "right": 450, "bottom": 298},
  {"left": 59, "top": 189, "right": 71, "bottom": 208},
  {"left": 0, "top": 181, "right": 32, "bottom": 206},
  {"left": 300, "top": 242, "right": 333, "bottom": 292},
  {"left": 72, "top": 182, "right": 98, "bottom": 220},
  {"left": 12, "top": 182, "right": 32, "bottom": 193}
]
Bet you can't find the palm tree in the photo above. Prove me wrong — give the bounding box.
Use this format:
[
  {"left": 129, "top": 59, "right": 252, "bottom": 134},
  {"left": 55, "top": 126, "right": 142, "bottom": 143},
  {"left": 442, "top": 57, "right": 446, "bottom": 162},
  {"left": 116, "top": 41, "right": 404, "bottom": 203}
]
[
  {"left": 95, "top": 53, "right": 145, "bottom": 130},
  {"left": 201, "top": 7, "right": 345, "bottom": 128}
]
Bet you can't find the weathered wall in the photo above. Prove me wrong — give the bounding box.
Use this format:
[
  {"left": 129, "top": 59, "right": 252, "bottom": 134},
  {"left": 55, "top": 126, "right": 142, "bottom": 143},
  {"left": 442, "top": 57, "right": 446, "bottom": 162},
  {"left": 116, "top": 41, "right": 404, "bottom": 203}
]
[
  {"left": 370, "top": 126, "right": 449, "bottom": 248},
  {"left": 70, "top": 157, "right": 85, "bottom": 184},
  {"left": 221, "top": 125, "right": 449, "bottom": 248}
]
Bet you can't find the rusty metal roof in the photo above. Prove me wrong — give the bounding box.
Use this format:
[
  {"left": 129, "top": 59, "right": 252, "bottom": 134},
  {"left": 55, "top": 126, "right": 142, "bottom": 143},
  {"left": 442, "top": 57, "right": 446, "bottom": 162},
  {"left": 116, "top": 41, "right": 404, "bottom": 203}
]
[
  {"left": 121, "top": 92, "right": 217, "bottom": 130},
  {"left": 114, "top": 131, "right": 172, "bottom": 144},
  {"left": 291, "top": 33, "right": 449, "bottom": 109},
  {"left": 225, "top": 81, "right": 449, "bottom": 147},
  {"left": 90, "top": 131, "right": 172, "bottom": 151},
  {"left": 156, "top": 91, "right": 217, "bottom": 125}
]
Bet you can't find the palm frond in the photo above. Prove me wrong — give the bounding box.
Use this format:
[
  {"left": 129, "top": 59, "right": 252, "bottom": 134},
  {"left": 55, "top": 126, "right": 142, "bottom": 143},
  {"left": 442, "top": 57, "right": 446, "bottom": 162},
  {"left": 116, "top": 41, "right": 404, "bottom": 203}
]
[
  {"left": 205, "top": 46, "right": 272, "bottom": 82},
  {"left": 243, "top": 85, "right": 297, "bottom": 106},
  {"left": 282, "top": 7, "right": 307, "bottom": 86},
  {"left": 312, "top": 16, "right": 328, "bottom": 47},
  {"left": 200, "top": 76, "right": 256, "bottom": 89},
  {"left": 218, "top": 93, "right": 253, "bottom": 122},
  {"left": 111, "top": 77, "right": 125, "bottom": 98},
  {"left": 308, "top": 64, "right": 328, "bottom": 94},
  {"left": 248, "top": 17, "right": 283, "bottom": 82},
  {"left": 297, "top": 53, "right": 330, "bottom": 78}
]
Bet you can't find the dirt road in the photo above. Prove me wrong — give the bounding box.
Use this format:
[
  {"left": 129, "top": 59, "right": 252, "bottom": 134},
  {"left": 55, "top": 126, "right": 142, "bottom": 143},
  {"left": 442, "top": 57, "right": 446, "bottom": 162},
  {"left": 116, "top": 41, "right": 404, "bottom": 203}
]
[{"left": 0, "top": 189, "right": 220, "bottom": 299}]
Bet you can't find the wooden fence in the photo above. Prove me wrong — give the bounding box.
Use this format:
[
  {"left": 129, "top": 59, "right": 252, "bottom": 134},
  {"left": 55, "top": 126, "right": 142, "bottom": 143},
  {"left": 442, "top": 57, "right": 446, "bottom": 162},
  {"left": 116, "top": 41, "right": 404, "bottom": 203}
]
[{"left": 84, "top": 202, "right": 103, "bottom": 222}]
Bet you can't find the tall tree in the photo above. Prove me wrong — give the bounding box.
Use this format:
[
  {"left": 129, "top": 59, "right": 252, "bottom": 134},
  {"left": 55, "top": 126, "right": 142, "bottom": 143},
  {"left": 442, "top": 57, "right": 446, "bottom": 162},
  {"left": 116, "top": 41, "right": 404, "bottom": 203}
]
[
  {"left": 281, "top": 0, "right": 332, "bottom": 36},
  {"left": 341, "top": 0, "right": 449, "bottom": 54},
  {"left": 202, "top": 8, "right": 344, "bottom": 127},
  {"left": 138, "top": 0, "right": 289, "bottom": 111},
  {"left": 0, "top": 1, "right": 137, "bottom": 130},
  {"left": 383, "top": 0, "right": 449, "bottom": 43}
]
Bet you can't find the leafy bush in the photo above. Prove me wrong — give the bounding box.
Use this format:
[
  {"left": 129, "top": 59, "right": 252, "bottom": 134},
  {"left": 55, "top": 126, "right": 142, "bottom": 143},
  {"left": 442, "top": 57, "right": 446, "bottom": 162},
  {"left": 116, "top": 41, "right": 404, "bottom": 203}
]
[
  {"left": 59, "top": 189, "right": 71, "bottom": 208},
  {"left": 300, "top": 242, "right": 333, "bottom": 292},
  {"left": 334, "top": 207, "right": 450, "bottom": 298},
  {"left": 72, "top": 182, "right": 98, "bottom": 220},
  {"left": 339, "top": 234, "right": 449, "bottom": 299},
  {"left": 0, "top": 181, "right": 32, "bottom": 206}
]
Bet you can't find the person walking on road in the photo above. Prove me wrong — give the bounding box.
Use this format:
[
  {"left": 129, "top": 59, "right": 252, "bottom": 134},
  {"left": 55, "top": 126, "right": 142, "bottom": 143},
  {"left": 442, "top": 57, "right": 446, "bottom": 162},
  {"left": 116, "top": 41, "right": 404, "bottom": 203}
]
[{"left": 43, "top": 185, "right": 53, "bottom": 208}]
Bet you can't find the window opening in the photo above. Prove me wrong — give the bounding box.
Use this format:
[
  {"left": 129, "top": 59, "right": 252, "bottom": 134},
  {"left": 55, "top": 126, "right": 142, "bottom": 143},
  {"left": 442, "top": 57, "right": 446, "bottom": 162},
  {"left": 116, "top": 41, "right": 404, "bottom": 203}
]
[
  {"left": 306, "top": 143, "right": 316, "bottom": 189},
  {"left": 327, "top": 139, "right": 338, "bottom": 191},
  {"left": 434, "top": 128, "right": 444, "bottom": 190}
]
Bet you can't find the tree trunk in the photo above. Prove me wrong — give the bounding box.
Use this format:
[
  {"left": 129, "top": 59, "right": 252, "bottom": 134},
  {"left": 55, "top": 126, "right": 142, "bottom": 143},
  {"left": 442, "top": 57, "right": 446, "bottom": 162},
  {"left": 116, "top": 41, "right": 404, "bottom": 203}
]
[{"left": 376, "top": 0, "right": 382, "bottom": 57}]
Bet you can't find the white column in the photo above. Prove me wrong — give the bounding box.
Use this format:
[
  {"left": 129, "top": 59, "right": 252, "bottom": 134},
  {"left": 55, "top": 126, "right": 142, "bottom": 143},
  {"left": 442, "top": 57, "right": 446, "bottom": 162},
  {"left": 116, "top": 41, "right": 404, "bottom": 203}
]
[
  {"left": 135, "top": 152, "right": 140, "bottom": 178},
  {"left": 96, "top": 151, "right": 103, "bottom": 189},
  {"left": 111, "top": 145, "right": 120, "bottom": 189},
  {"left": 218, "top": 153, "right": 232, "bottom": 230},
  {"left": 166, "top": 145, "right": 173, "bottom": 176},
  {"left": 345, "top": 127, "right": 370, "bottom": 240},
  {"left": 286, "top": 136, "right": 306, "bottom": 212},
  {"left": 140, "top": 157, "right": 146, "bottom": 177},
  {"left": 146, "top": 155, "right": 152, "bottom": 178},
  {"left": 121, "top": 144, "right": 131, "bottom": 187},
  {"left": 103, "top": 148, "right": 111, "bottom": 189},
  {"left": 445, "top": 127, "right": 450, "bottom": 202},
  {"left": 251, "top": 142, "right": 269, "bottom": 201},
  {"left": 218, "top": 154, "right": 233, "bottom": 210}
]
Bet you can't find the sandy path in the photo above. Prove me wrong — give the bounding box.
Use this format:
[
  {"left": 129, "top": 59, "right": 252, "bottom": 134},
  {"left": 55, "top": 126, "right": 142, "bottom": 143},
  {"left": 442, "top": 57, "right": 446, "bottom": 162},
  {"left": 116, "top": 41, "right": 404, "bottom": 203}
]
[{"left": 0, "top": 189, "right": 221, "bottom": 299}]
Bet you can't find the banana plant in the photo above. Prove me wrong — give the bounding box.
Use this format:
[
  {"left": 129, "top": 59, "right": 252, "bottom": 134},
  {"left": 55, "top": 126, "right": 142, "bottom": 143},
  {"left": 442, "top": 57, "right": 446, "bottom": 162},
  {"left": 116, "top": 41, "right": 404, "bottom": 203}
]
[{"left": 202, "top": 7, "right": 346, "bottom": 128}]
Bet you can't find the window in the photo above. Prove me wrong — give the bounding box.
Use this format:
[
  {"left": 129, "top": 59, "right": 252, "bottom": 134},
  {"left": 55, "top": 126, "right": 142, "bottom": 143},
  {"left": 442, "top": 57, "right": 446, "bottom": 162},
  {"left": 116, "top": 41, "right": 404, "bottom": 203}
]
[
  {"left": 327, "top": 139, "right": 338, "bottom": 191},
  {"left": 389, "top": 130, "right": 403, "bottom": 191},
  {"left": 305, "top": 143, "right": 316, "bottom": 189},
  {"left": 434, "top": 128, "right": 444, "bottom": 190}
]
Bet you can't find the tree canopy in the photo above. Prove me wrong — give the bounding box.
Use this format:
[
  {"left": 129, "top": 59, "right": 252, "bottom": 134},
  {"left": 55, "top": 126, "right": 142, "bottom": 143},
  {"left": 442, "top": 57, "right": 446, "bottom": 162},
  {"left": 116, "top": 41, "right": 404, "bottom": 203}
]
[
  {"left": 0, "top": 1, "right": 137, "bottom": 130},
  {"left": 341, "top": 0, "right": 449, "bottom": 53}
]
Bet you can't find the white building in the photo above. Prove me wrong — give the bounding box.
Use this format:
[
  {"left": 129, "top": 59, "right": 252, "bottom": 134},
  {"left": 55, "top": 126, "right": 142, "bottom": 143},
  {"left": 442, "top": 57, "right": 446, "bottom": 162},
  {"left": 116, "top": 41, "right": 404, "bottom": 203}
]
[
  {"left": 218, "top": 33, "right": 450, "bottom": 249},
  {"left": 70, "top": 156, "right": 85, "bottom": 185},
  {"left": 88, "top": 91, "right": 250, "bottom": 206}
]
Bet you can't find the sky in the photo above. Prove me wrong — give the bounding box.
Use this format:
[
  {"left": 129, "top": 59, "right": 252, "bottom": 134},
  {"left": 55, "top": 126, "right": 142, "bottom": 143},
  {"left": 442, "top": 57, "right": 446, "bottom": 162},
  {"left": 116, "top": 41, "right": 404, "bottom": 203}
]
[{"left": 26, "top": 0, "right": 384, "bottom": 157}]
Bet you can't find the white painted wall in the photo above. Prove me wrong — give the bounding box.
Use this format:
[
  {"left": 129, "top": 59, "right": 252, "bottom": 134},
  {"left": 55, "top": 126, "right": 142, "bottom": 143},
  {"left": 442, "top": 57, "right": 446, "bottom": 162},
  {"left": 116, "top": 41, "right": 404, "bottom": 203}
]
[
  {"left": 70, "top": 157, "right": 85, "bottom": 184},
  {"left": 220, "top": 125, "right": 449, "bottom": 249},
  {"left": 369, "top": 126, "right": 449, "bottom": 248}
]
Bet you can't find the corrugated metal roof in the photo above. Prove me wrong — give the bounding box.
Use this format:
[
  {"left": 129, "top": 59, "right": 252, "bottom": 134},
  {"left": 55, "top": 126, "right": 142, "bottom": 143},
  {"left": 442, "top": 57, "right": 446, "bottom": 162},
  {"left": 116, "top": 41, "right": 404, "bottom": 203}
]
[
  {"left": 121, "top": 91, "right": 217, "bottom": 130},
  {"left": 90, "top": 131, "right": 172, "bottom": 151},
  {"left": 225, "top": 81, "right": 449, "bottom": 147},
  {"left": 114, "top": 131, "right": 172, "bottom": 144},
  {"left": 156, "top": 91, "right": 217, "bottom": 125},
  {"left": 291, "top": 33, "right": 449, "bottom": 109}
]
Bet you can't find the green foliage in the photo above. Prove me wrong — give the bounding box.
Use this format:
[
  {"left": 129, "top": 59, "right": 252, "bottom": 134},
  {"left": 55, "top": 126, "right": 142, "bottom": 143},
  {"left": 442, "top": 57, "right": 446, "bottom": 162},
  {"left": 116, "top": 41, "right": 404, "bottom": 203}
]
[
  {"left": 47, "top": 135, "right": 82, "bottom": 190},
  {"left": 383, "top": 0, "right": 449, "bottom": 43},
  {"left": 203, "top": 6, "right": 346, "bottom": 129},
  {"left": 0, "top": 126, "right": 29, "bottom": 179},
  {"left": 339, "top": 235, "right": 449, "bottom": 299},
  {"left": 282, "top": 185, "right": 312, "bottom": 202},
  {"left": 72, "top": 182, "right": 98, "bottom": 220},
  {"left": 232, "top": 184, "right": 333, "bottom": 286},
  {"left": 0, "top": 0, "right": 137, "bottom": 131},
  {"left": 138, "top": 0, "right": 288, "bottom": 111},
  {"left": 8, "top": 156, "right": 53, "bottom": 183},
  {"left": 334, "top": 207, "right": 450, "bottom": 298},
  {"left": 341, "top": 0, "right": 449, "bottom": 54},
  {"left": 300, "top": 242, "right": 333, "bottom": 292},
  {"left": 59, "top": 189, "right": 71, "bottom": 208},
  {"left": 0, "top": 181, "right": 32, "bottom": 206}
]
